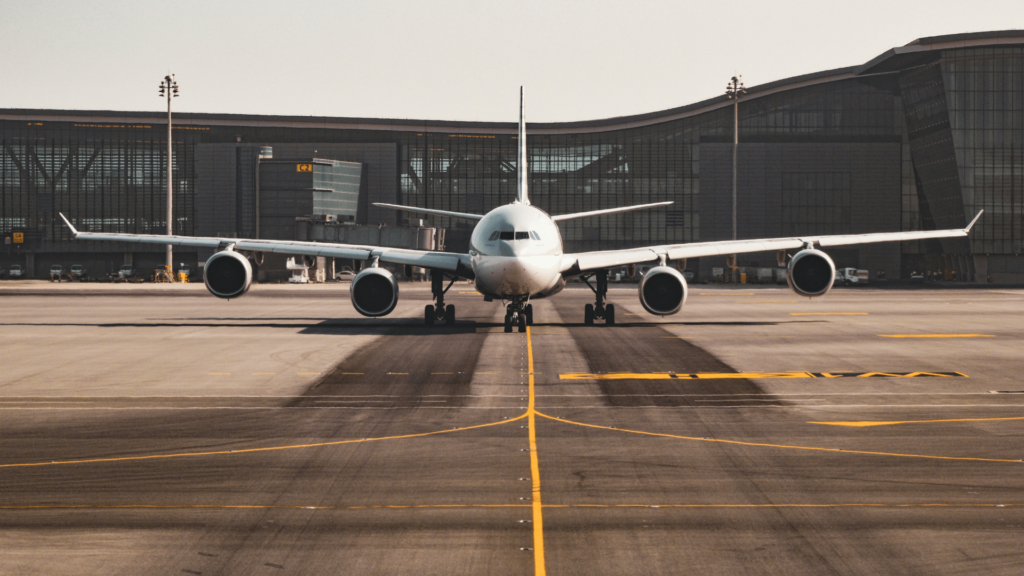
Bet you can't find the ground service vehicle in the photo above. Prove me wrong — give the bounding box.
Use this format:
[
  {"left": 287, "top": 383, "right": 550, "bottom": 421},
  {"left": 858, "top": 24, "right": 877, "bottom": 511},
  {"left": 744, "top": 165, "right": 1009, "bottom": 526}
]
[{"left": 836, "top": 268, "right": 868, "bottom": 286}]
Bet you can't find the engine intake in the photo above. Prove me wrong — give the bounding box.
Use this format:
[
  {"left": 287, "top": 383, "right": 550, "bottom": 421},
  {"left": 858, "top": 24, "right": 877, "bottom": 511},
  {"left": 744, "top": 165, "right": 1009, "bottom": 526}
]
[
  {"left": 787, "top": 249, "right": 835, "bottom": 297},
  {"left": 204, "top": 250, "right": 252, "bottom": 299},
  {"left": 638, "top": 266, "right": 688, "bottom": 315},
  {"left": 351, "top": 267, "right": 399, "bottom": 317}
]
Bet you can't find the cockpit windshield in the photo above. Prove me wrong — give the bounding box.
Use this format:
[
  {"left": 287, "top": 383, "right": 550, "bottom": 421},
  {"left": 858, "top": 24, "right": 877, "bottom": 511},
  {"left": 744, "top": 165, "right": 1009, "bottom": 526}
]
[{"left": 489, "top": 230, "right": 540, "bottom": 241}]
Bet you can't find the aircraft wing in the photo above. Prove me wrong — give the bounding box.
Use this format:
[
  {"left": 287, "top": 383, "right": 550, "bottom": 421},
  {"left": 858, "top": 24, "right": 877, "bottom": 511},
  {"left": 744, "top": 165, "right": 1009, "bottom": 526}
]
[
  {"left": 560, "top": 211, "right": 983, "bottom": 275},
  {"left": 58, "top": 214, "right": 473, "bottom": 277}
]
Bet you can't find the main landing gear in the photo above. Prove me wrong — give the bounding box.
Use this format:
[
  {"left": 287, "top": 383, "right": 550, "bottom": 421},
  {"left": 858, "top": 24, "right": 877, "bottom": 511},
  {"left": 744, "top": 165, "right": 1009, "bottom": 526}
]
[
  {"left": 504, "top": 298, "right": 533, "bottom": 333},
  {"left": 425, "top": 270, "right": 457, "bottom": 325},
  {"left": 580, "top": 269, "right": 615, "bottom": 325}
]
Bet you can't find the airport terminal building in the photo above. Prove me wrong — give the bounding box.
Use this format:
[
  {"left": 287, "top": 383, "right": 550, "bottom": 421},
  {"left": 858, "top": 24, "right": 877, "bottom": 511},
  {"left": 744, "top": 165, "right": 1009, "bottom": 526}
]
[{"left": 1, "top": 31, "right": 1022, "bottom": 281}]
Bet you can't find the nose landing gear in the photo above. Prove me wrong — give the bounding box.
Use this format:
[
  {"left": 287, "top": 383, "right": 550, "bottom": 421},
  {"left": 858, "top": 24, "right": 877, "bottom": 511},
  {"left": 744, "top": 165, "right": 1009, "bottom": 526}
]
[
  {"left": 425, "top": 270, "right": 458, "bottom": 325},
  {"left": 580, "top": 269, "right": 615, "bottom": 325},
  {"left": 504, "top": 298, "right": 532, "bottom": 333}
]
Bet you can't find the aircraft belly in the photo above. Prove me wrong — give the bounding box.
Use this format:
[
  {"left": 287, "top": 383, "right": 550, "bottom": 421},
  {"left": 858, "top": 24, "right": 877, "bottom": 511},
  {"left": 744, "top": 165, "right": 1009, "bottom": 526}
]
[{"left": 472, "top": 255, "right": 561, "bottom": 298}]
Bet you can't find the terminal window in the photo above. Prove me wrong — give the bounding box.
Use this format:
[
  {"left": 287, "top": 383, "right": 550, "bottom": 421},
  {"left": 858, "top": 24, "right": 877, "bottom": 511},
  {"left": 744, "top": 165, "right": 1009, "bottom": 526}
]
[{"left": 781, "top": 172, "right": 851, "bottom": 236}]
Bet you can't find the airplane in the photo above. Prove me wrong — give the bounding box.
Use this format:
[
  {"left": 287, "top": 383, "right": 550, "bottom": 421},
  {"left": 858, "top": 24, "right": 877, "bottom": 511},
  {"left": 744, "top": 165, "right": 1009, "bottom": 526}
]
[{"left": 59, "top": 88, "right": 982, "bottom": 333}]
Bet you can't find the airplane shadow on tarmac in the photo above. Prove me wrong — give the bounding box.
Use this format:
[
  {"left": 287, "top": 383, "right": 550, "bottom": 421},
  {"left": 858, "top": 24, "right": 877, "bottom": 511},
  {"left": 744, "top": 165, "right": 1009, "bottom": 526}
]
[{"left": 0, "top": 318, "right": 824, "bottom": 336}]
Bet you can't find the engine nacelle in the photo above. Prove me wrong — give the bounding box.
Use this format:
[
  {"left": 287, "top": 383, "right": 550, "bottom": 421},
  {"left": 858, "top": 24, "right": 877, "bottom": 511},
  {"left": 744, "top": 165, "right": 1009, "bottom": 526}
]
[
  {"left": 787, "top": 249, "right": 835, "bottom": 297},
  {"left": 638, "top": 266, "right": 688, "bottom": 315},
  {"left": 204, "top": 250, "right": 252, "bottom": 299},
  {"left": 350, "top": 267, "right": 400, "bottom": 317}
]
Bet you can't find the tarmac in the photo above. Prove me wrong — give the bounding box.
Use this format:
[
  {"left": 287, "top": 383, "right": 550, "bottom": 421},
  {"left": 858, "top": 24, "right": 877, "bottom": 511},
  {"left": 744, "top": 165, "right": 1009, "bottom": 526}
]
[{"left": 1, "top": 280, "right": 1022, "bottom": 575}]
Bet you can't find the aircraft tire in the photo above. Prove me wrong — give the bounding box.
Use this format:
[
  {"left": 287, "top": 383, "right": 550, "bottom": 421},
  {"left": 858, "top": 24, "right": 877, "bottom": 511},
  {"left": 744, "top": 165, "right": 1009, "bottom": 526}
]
[
  {"left": 525, "top": 304, "right": 533, "bottom": 325},
  {"left": 518, "top": 314, "right": 527, "bottom": 333},
  {"left": 425, "top": 304, "right": 435, "bottom": 325},
  {"left": 606, "top": 303, "right": 615, "bottom": 325},
  {"left": 504, "top": 313, "right": 513, "bottom": 333},
  {"left": 445, "top": 304, "right": 456, "bottom": 324},
  {"left": 584, "top": 303, "right": 594, "bottom": 325}
]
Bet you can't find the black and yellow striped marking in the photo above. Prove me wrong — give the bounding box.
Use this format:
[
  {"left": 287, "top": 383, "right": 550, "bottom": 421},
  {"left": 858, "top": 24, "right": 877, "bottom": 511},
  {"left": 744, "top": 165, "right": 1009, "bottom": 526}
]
[{"left": 560, "top": 371, "right": 967, "bottom": 380}]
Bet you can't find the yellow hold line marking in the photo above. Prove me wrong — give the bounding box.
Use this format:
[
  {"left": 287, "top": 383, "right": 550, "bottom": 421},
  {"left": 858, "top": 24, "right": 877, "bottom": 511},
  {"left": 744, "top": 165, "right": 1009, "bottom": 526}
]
[
  {"left": 811, "top": 415, "right": 1024, "bottom": 427},
  {"left": 0, "top": 415, "right": 527, "bottom": 469},
  {"left": 526, "top": 326, "right": 546, "bottom": 576},
  {"left": 533, "top": 413, "right": 1024, "bottom": 464},
  {"left": 560, "top": 372, "right": 809, "bottom": 380},
  {"left": 880, "top": 334, "right": 994, "bottom": 338},
  {"left": 791, "top": 312, "right": 868, "bottom": 316},
  {"left": 559, "top": 371, "right": 966, "bottom": 380}
]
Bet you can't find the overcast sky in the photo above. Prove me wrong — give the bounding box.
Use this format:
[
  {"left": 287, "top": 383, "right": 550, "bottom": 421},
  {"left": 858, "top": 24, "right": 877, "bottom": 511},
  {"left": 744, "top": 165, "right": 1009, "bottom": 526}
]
[{"left": 1, "top": 0, "right": 1022, "bottom": 123}]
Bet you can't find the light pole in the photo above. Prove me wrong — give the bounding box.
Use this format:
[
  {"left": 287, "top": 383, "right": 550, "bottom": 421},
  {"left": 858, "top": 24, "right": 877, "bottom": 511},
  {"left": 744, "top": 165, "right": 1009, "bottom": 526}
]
[
  {"left": 726, "top": 75, "right": 746, "bottom": 282},
  {"left": 159, "top": 75, "right": 179, "bottom": 276}
]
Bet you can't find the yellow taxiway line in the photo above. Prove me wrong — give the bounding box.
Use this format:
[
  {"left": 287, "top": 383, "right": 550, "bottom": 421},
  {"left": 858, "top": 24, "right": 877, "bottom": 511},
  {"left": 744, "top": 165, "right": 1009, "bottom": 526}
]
[
  {"left": 810, "top": 415, "right": 1024, "bottom": 427},
  {"left": 526, "top": 326, "right": 546, "bottom": 576},
  {"left": 534, "top": 413, "right": 1024, "bottom": 464},
  {"left": 2, "top": 502, "right": 1020, "bottom": 511},
  {"left": 0, "top": 414, "right": 526, "bottom": 469}
]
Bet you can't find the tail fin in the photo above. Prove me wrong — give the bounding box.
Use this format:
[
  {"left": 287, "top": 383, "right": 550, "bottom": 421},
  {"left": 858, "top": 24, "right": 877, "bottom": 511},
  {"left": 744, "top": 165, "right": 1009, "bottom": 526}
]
[{"left": 516, "top": 87, "right": 530, "bottom": 205}]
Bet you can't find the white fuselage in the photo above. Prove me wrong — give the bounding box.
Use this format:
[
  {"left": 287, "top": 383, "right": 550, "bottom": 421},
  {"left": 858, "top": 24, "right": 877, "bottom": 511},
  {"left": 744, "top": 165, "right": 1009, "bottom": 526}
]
[{"left": 468, "top": 204, "right": 566, "bottom": 299}]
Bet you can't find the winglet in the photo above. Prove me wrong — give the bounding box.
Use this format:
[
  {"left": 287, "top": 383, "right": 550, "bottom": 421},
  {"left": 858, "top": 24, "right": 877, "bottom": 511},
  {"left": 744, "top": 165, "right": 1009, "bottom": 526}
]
[
  {"left": 58, "top": 212, "right": 79, "bottom": 237},
  {"left": 965, "top": 210, "right": 983, "bottom": 233}
]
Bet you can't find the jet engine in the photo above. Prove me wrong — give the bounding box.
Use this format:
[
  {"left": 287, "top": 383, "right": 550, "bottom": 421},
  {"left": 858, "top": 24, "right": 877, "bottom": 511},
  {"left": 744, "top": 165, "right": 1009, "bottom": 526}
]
[
  {"left": 350, "top": 267, "right": 400, "bottom": 317},
  {"left": 786, "top": 249, "right": 835, "bottom": 297},
  {"left": 638, "top": 266, "right": 688, "bottom": 315},
  {"left": 203, "top": 250, "right": 252, "bottom": 299}
]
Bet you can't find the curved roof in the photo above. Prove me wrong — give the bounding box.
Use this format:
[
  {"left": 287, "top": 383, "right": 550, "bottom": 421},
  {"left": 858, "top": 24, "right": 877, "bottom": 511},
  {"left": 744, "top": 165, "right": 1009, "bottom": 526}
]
[{"left": 2, "top": 30, "right": 1023, "bottom": 136}]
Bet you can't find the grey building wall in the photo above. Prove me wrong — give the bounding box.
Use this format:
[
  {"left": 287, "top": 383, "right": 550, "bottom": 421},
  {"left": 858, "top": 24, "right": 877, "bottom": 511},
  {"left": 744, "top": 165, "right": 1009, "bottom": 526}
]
[{"left": 700, "top": 142, "right": 902, "bottom": 280}]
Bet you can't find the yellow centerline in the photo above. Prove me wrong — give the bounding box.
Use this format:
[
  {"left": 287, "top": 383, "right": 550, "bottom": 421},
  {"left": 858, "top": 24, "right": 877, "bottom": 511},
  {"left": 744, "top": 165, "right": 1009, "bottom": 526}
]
[{"left": 526, "top": 326, "right": 546, "bottom": 576}]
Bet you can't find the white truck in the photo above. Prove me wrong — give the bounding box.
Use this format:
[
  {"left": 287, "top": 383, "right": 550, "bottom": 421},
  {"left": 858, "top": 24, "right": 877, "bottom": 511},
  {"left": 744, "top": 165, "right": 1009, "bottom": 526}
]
[{"left": 836, "top": 268, "right": 869, "bottom": 286}]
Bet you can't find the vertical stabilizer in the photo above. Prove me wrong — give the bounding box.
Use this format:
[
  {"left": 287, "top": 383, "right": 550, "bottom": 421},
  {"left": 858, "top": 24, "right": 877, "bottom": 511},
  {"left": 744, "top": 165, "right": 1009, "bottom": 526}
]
[{"left": 516, "top": 87, "right": 530, "bottom": 205}]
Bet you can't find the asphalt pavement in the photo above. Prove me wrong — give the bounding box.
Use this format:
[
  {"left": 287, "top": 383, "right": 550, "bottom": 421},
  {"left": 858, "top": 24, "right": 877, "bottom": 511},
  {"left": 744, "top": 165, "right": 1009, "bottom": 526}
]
[{"left": 1, "top": 281, "right": 1022, "bottom": 575}]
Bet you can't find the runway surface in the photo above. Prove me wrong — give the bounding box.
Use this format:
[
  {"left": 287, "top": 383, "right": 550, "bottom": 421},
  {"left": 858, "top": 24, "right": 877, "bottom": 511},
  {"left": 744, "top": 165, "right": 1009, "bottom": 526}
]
[{"left": 1, "top": 281, "right": 1023, "bottom": 575}]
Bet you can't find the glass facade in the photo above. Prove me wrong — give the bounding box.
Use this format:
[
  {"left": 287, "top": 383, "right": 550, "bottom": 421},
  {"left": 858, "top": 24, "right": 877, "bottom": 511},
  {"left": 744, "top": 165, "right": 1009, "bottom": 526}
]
[
  {"left": 0, "top": 123, "right": 198, "bottom": 250},
  {"left": 943, "top": 47, "right": 1024, "bottom": 255},
  {"left": 2, "top": 32, "right": 1023, "bottom": 280}
]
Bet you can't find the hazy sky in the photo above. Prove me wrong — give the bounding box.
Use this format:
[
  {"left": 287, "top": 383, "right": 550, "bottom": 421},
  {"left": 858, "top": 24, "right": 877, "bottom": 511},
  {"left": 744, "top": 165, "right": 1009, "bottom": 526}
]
[{"left": 1, "top": 1, "right": 1022, "bottom": 123}]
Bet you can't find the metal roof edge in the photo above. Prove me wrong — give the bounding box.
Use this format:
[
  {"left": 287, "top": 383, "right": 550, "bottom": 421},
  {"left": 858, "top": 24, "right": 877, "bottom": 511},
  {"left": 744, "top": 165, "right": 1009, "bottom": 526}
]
[{"left": 3, "top": 31, "right": 1023, "bottom": 136}]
